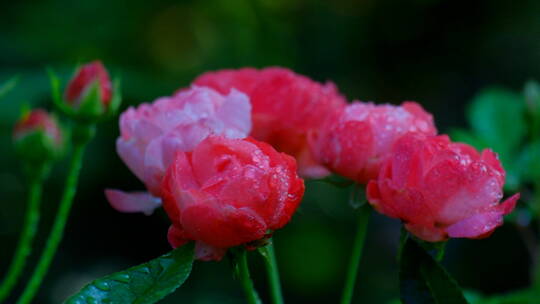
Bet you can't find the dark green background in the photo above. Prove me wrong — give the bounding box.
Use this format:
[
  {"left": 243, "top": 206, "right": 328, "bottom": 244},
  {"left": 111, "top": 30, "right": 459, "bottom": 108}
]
[{"left": 0, "top": 0, "right": 538, "bottom": 303}]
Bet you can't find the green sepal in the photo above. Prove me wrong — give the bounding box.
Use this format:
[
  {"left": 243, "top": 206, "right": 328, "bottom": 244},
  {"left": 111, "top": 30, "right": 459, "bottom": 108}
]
[
  {"left": 106, "top": 78, "right": 122, "bottom": 118},
  {"left": 65, "top": 243, "right": 195, "bottom": 304},
  {"left": 13, "top": 110, "right": 65, "bottom": 165},
  {"left": 314, "top": 174, "right": 355, "bottom": 188},
  {"left": 48, "top": 68, "right": 77, "bottom": 118},
  {"left": 76, "top": 81, "right": 106, "bottom": 119},
  {"left": 14, "top": 130, "right": 59, "bottom": 163},
  {"left": 348, "top": 183, "right": 367, "bottom": 209},
  {"left": 48, "top": 68, "right": 122, "bottom": 124}
]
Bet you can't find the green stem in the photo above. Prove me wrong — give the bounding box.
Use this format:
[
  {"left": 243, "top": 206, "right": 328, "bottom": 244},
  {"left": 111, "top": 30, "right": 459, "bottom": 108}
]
[
  {"left": 340, "top": 203, "right": 371, "bottom": 304},
  {"left": 532, "top": 180, "right": 540, "bottom": 289},
  {"left": 238, "top": 250, "right": 262, "bottom": 304},
  {"left": 533, "top": 220, "right": 540, "bottom": 290},
  {"left": 260, "top": 242, "right": 284, "bottom": 304},
  {"left": 17, "top": 141, "right": 88, "bottom": 304},
  {"left": 0, "top": 164, "right": 48, "bottom": 303}
]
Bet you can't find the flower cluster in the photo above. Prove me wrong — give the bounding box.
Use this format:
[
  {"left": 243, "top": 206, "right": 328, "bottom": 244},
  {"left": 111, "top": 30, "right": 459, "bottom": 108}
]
[
  {"left": 108, "top": 66, "right": 518, "bottom": 259},
  {"left": 193, "top": 67, "right": 347, "bottom": 178},
  {"left": 107, "top": 86, "right": 252, "bottom": 214}
]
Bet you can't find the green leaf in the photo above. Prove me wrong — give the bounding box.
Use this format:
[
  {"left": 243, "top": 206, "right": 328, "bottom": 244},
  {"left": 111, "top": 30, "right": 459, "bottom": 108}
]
[
  {"left": 525, "top": 80, "right": 540, "bottom": 114},
  {"left": 448, "top": 129, "right": 486, "bottom": 151},
  {"left": 467, "top": 87, "right": 525, "bottom": 157},
  {"left": 516, "top": 141, "right": 540, "bottom": 182},
  {"left": 0, "top": 76, "right": 19, "bottom": 99},
  {"left": 400, "top": 234, "right": 469, "bottom": 304},
  {"left": 65, "top": 243, "right": 195, "bottom": 304},
  {"left": 468, "top": 289, "right": 540, "bottom": 304}
]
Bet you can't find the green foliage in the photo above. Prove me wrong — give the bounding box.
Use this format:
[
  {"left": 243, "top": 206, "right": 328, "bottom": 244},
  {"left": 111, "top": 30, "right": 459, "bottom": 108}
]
[
  {"left": 399, "top": 235, "right": 468, "bottom": 304},
  {"left": 467, "top": 289, "right": 540, "bottom": 304},
  {"left": 448, "top": 129, "right": 486, "bottom": 151},
  {"left": 65, "top": 243, "right": 195, "bottom": 304},
  {"left": 452, "top": 87, "right": 529, "bottom": 191},
  {"left": 0, "top": 76, "right": 18, "bottom": 100},
  {"left": 525, "top": 80, "right": 540, "bottom": 117},
  {"left": 516, "top": 141, "right": 540, "bottom": 182},
  {"left": 467, "top": 87, "right": 525, "bottom": 156}
]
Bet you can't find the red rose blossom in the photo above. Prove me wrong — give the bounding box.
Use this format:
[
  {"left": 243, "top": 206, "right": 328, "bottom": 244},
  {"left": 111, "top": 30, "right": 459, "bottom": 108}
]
[
  {"left": 367, "top": 133, "right": 519, "bottom": 242},
  {"left": 65, "top": 60, "right": 112, "bottom": 107},
  {"left": 309, "top": 101, "right": 437, "bottom": 183},
  {"left": 161, "top": 135, "right": 305, "bottom": 260},
  {"left": 192, "top": 67, "right": 347, "bottom": 178}
]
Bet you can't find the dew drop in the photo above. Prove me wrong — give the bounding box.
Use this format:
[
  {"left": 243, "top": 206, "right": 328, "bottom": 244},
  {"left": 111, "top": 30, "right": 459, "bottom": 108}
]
[
  {"left": 86, "top": 296, "right": 98, "bottom": 304},
  {"left": 138, "top": 266, "right": 151, "bottom": 274},
  {"left": 94, "top": 280, "right": 110, "bottom": 291},
  {"left": 111, "top": 273, "right": 131, "bottom": 283}
]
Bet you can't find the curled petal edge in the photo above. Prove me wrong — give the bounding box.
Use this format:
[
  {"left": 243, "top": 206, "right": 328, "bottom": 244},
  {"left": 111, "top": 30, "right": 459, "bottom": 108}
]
[
  {"left": 446, "top": 193, "right": 519, "bottom": 239},
  {"left": 105, "top": 189, "right": 162, "bottom": 215}
]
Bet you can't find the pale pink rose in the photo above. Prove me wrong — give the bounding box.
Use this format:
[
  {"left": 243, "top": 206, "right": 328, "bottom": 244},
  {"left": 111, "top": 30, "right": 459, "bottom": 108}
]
[{"left": 106, "top": 86, "right": 251, "bottom": 214}]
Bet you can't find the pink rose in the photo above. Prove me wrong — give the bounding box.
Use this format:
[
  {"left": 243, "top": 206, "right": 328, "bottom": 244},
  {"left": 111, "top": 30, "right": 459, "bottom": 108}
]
[
  {"left": 192, "top": 67, "right": 347, "bottom": 178},
  {"left": 106, "top": 86, "right": 252, "bottom": 215},
  {"left": 367, "top": 133, "right": 519, "bottom": 242},
  {"left": 310, "top": 101, "right": 437, "bottom": 183},
  {"left": 162, "top": 136, "right": 305, "bottom": 261}
]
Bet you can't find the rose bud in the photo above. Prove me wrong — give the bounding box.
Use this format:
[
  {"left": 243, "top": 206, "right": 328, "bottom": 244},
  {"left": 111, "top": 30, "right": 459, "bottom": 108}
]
[
  {"left": 58, "top": 60, "right": 120, "bottom": 120},
  {"left": 161, "top": 135, "right": 305, "bottom": 261},
  {"left": 192, "top": 67, "right": 347, "bottom": 178},
  {"left": 65, "top": 61, "right": 112, "bottom": 106},
  {"left": 13, "top": 109, "right": 63, "bottom": 163},
  {"left": 105, "top": 86, "right": 252, "bottom": 215},
  {"left": 367, "top": 133, "right": 519, "bottom": 242},
  {"left": 309, "top": 101, "right": 437, "bottom": 184}
]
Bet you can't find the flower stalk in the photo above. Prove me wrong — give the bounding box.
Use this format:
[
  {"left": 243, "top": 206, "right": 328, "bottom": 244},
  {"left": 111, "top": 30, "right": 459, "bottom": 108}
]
[
  {"left": 340, "top": 203, "right": 370, "bottom": 304},
  {"left": 17, "top": 124, "right": 94, "bottom": 304},
  {"left": 259, "top": 241, "right": 284, "bottom": 304},
  {"left": 0, "top": 163, "right": 49, "bottom": 303},
  {"left": 238, "top": 250, "right": 262, "bottom": 304}
]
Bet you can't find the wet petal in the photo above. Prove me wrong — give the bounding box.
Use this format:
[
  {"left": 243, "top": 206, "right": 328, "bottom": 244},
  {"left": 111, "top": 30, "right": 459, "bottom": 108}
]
[{"left": 105, "top": 189, "right": 161, "bottom": 215}]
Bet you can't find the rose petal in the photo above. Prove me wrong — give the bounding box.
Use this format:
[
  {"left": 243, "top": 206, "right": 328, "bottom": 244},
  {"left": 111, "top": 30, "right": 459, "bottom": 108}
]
[
  {"left": 105, "top": 189, "right": 162, "bottom": 215},
  {"left": 194, "top": 241, "right": 227, "bottom": 261}
]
